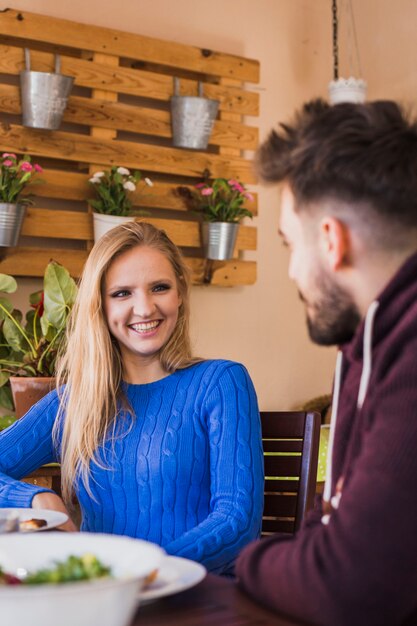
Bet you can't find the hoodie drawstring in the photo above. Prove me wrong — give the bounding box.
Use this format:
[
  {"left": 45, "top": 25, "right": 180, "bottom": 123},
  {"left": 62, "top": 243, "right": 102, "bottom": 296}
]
[{"left": 321, "top": 300, "right": 379, "bottom": 524}]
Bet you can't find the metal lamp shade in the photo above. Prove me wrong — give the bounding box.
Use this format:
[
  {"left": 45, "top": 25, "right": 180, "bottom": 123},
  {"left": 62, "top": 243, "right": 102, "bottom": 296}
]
[
  {"left": 0, "top": 203, "right": 26, "bottom": 247},
  {"left": 201, "top": 222, "right": 239, "bottom": 261}
]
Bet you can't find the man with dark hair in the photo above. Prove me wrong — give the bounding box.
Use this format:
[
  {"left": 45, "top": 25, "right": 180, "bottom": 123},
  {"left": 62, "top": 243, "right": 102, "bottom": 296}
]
[{"left": 236, "top": 99, "right": 417, "bottom": 626}]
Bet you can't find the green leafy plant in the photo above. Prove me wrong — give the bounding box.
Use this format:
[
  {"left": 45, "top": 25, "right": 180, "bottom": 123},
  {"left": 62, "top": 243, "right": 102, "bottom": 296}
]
[
  {"left": 0, "top": 261, "right": 78, "bottom": 411},
  {"left": 0, "top": 153, "right": 43, "bottom": 205},
  {"left": 88, "top": 166, "right": 153, "bottom": 216},
  {"left": 176, "top": 177, "right": 254, "bottom": 223}
]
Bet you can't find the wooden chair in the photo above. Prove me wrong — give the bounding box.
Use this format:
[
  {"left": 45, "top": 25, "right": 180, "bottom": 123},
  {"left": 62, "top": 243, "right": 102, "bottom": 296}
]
[{"left": 261, "top": 411, "right": 321, "bottom": 535}]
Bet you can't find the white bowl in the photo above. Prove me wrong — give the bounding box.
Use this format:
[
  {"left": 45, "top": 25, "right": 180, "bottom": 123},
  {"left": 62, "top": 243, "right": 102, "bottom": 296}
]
[{"left": 0, "top": 532, "right": 164, "bottom": 626}]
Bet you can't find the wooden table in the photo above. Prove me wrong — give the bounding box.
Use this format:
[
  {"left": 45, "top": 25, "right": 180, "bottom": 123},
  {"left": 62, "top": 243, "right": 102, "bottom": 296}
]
[{"left": 135, "top": 573, "right": 305, "bottom": 626}]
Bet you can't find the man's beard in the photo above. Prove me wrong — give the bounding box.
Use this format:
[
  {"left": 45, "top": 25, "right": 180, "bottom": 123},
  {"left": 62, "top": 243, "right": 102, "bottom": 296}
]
[{"left": 301, "top": 273, "right": 361, "bottom": 346}]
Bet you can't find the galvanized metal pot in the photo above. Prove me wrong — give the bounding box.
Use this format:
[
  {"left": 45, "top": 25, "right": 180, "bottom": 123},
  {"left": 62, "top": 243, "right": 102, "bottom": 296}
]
[
  {"left": 201, "top": 221, "right": 239, "bottom": 260},
  {"left": 20, "top": 49, "right": 74, "bottom": 130},
  {"left": 0, "top": 202, "right": 26, "bottom": 247},
  {"left": 171, "top": 78, "right": 219, "bottom": 150}
]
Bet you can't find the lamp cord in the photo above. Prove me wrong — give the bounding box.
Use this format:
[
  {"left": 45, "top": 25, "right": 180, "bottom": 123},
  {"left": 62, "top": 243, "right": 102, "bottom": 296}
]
[{"left": 332, "top": 0, "right": 339, "bottom": 80}]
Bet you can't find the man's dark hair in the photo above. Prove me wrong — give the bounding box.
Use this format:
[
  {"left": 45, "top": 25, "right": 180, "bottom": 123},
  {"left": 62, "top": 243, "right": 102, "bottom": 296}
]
[{"left": 257, "top": 99, "right": 417, "bottom": 229}]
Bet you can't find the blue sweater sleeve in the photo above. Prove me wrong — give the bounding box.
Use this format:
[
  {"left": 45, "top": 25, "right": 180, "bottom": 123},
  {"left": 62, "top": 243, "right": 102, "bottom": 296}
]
[
  {"left": 0, "top": 391, "right": 59, "bottom": 507},
  {"left": 164, "top": 363, "right": 264, "bottom": 573}
]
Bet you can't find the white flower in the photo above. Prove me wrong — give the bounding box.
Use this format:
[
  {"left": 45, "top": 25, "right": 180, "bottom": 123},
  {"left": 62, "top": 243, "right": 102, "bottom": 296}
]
[
  {"left": 89, "top": 177, "right": 100, "bottom": 184},
  {"left": 117, "top": 166, "right": 130, "bottom": 176},
  {"left": 92, "top": 171, "right": 105, "bottom": 178},
  {"left": 123, "top": 181, "right": 136, "bottom": 192},
  {"left": 144, "top": 177, "right": 153, "bottom": 187}
]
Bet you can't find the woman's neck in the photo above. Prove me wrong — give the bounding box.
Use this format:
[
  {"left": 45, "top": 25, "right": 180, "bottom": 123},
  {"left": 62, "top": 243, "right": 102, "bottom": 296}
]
[{"left": 122, "top": 356, "right": 168, "bottom": 385}]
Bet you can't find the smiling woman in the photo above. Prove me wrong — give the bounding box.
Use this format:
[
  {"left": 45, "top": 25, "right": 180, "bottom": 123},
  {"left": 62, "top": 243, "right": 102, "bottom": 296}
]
[
  {"left": 103, "top": 245, "right": 182, "bottom": 384},
  {"left": 0, "top": 222, "right": 264, "bottom": 576}
]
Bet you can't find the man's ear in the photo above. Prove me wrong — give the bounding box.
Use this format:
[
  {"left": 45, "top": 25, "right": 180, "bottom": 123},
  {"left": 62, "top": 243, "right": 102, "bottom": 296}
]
[{"left": 319, "top": 216, "right": 350, "bottom": 271}]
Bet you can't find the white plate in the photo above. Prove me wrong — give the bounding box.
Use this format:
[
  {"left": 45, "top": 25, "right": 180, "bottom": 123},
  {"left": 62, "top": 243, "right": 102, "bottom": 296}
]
[
  {"left": 140, "top": 555, "right": 206, "bottom": 603},
  {"left": 0, "top": 508, "right": 68, "bottom": 532}
]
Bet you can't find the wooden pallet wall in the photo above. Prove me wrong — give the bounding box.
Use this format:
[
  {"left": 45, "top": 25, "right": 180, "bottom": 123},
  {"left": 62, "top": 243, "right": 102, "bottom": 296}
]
[{"left": 0, "top": 8, "right": 259, "bottom": 286}]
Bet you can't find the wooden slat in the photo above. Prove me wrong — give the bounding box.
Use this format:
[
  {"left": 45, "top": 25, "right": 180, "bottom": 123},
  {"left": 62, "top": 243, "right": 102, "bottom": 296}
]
[
  {"left": 263, "top": 440, "right": 303, "bottom": 453},
  {"left": 0, "top": 247, "right": 256, "bottom": 286},
  {"left": 17, "top": 169, "right": 258, "bottom": 214},
  {"left": 20, "top": 209, "right": 257, "bottom": 251},
  {"left": 0, "top": 124, "right": 256, "bottom": 183},
  {"left": 264, "top": 478, "right": 299, "bottom": 492},
  {"left": 261, "top": 519, "right": 295, "bottom": 534},
  {"left": 0, "top": 44, "right": 259, "bottom": 116},
  {"left": 263, "top": 493, "right": 298, "bottom": 517},
  {"left": 0, "top": 83, "right": 259, "bottom": 151},
  {"left": 0, "top": 8, "right": 260, "bottom": 83},
  {"left": 264, "top": 455, "right": 302, "bottom": 476}
]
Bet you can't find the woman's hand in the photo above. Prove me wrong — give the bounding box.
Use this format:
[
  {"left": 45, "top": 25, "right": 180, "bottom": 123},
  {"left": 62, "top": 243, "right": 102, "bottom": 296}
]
[{"left": 32, "top": 492, "right": 78, "bottom": 532}]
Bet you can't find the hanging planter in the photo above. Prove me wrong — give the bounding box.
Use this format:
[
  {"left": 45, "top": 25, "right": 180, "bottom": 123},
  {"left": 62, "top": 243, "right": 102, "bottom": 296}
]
[
  {"left": 20, "top": 49, "right": 74, "bottom": 130},
  {"left": 201, "top": 221, "right": 239, "bottom": 261},
  {"left": 92, "top": 213, "right": 135, "bottom": 243},
  {"left": 0, "top": 202, "right": 26, "bottom": 247},
  {"left": 89, "top": 166, "right": 153, "bottom": 243},
  {"left": 170, "top": 78, "right": 219, "bottom": 150}
]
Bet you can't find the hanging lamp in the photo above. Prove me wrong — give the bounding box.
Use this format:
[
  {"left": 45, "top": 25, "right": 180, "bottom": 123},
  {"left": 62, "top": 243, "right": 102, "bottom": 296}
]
[{"left": 328, "top": 0, "right": 367, "bottom": 104}]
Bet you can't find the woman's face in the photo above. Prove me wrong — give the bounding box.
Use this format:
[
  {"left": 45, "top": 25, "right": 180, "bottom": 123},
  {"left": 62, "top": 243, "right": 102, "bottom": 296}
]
[{"left": 103, "top": 245, "right": 182, "bottom": 377}]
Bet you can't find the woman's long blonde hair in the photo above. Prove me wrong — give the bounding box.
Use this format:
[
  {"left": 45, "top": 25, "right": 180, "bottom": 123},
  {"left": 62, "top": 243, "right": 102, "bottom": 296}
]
[{"left": 55, "top": 221, "right": 199, "bottom": 507}]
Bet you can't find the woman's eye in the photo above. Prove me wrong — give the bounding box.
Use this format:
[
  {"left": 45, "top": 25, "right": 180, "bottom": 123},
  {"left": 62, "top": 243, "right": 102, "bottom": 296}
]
[
  {"left": 110, "top": 289, "right": 130, "bottom": 298},
  {"left": 152, "top": 283, "right": 171, "bottom": 293}
]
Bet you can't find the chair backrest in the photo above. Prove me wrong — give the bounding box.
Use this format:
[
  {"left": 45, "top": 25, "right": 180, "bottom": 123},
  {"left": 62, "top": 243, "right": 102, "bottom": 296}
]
[{"left": 261, "top": 410, "right": 321, "bottom": 536}]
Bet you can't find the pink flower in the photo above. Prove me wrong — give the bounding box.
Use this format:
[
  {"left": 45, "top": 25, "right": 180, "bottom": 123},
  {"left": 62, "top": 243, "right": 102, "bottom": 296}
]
[
  {"left": 227, "top": 179, "right": 240, "bottom": 187},
  {"left": 2, "top": 159, "right": 13, "bottom": 167},
  {"left": 20, "top": 162, "right": 33, "bottom": 172},
  {"left": 201, "top": 187, "right": 214, "bottom": 196},
  {"left": 195, "top": 183, "right": 206, "bottom": 189},
  {"left": 34, "top": 164, "right": 43, "bottom": 173},
  {"left": 2, "top": 153, "right": 16, "bottom": 159},
  {"left": 244, "top": 192, "right": 254, "bottom": 201},
  {"left": 229, "top": 180, "right": 245, "bottom": 193}
]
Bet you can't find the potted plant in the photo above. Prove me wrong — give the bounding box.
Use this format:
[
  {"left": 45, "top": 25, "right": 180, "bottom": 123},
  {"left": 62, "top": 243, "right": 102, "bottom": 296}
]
[
  {"left": 88, "top": 166, "right": 153, "bottom": 242},
  {"left": 0, "top": 260, "right": 78, "bottom": 417},
  {"left": 0, "top": 153, "right": 43, "bottom": 247},
  {"left": 177, "top": 177, "right": 254, "bottom": 260}
]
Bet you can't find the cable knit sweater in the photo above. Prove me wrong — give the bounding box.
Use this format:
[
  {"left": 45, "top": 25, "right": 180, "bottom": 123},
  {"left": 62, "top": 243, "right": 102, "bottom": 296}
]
[
  {"left": 0, "top": 360, "right": 264, "bottom": 574},
  {"left": 237, "top": 251, "right": 417, "bottom": 625}
]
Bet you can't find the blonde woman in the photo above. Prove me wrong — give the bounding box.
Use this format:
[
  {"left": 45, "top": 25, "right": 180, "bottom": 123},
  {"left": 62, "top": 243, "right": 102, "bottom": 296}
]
[{"left": 0, "top": 222, "right": 263, "bottom": 574}]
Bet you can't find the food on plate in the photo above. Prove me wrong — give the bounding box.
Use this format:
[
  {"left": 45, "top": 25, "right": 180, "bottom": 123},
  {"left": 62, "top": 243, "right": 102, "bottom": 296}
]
[
  {"left": 0, "top": 553, "right": 111, "bottom": 585},
  {"left": 18, "top": 518, "right": 47, "bottom": 532},
  {"left": 143, "top": 569, "right": 159, "bottom": 587}
]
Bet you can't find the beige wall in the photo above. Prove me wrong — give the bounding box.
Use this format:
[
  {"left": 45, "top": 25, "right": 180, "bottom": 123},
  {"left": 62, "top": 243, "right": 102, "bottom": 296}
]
[{"left": 6, "top": 0, "right": 342, "bottom": 409}]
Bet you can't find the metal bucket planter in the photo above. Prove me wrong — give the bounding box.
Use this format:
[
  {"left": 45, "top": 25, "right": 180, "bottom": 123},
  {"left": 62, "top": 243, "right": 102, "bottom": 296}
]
[
  {"left": 92, "top": 212, "right": 136, "bottom": 243},
  {"left": 0, "top": 202, "right": 26, "bottom": 247},
  {"left": 20, "top": 49, "right": 74, "bottom": 130},
  {"left": 171, "top": 78, "right": 219, "bottom": 150},
  {"left": 201, "top": 222, "right": 239, "bottom": 261}
]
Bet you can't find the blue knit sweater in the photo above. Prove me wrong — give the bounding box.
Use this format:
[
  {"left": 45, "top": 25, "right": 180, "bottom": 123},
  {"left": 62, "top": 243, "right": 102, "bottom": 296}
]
[{"left": 0, "top": 360, "right": 264, "bottom": 573}]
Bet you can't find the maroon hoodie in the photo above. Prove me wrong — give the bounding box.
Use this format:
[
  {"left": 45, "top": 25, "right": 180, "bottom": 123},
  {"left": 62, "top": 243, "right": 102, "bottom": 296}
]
[{"left": 236, "top": 251, "right": 417, "bottom": 626}]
